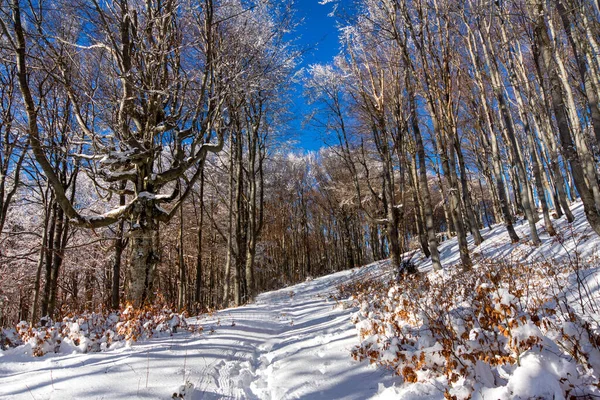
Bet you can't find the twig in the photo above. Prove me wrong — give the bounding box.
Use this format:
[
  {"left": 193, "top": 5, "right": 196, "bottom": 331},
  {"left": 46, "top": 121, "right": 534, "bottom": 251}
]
[
  {"left": 145, "top": 350, "right": 150, "bottom": 388},
  {"left": 183, "top": 348, "right": 188, "bottom": 383},
  {"left": 25, "top": 384, "right": 36, "bottom": 400}
]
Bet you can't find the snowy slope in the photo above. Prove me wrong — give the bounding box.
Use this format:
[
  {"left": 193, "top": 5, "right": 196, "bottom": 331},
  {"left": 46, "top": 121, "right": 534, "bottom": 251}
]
[
  {"left": 416, "top": 201, "right": 600, "bottom": 271},
  {"left": 1, "top": 201, "right": 599, "bottom": 400},
  {"left": 0, "top": 262, "right": 397, "bottom": 399},
  {"left": 360, "top": 201, "right": 600, "bottom": 400}
]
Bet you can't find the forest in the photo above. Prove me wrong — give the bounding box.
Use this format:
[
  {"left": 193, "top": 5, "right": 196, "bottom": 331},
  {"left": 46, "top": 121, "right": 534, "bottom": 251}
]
[{"left": 0, "top": 0, "right": 599, "bottom": 334}]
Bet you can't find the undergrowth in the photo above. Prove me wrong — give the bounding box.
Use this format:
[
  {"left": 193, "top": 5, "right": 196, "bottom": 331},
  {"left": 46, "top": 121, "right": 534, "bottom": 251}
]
[
  {"left": 0, "top": 303, "right": 200, "bottom": 356},
  {"left": 345, "top": 248, "right": 600, "bottom": 399}
]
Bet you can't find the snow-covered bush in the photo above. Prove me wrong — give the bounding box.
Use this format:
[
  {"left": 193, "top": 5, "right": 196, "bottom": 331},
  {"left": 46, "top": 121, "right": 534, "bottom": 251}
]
[
  {"left": 1, "top": 327, "right": 19, "bottom": 350},
  {"left": 349, "top": 255, "right": 600, "bottom": 399},
  {"left": 3, "top": 305, "right": 190, "bottom": 357}
]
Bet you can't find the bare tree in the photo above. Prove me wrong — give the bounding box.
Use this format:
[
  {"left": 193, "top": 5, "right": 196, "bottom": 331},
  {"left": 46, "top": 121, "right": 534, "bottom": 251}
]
[{"left": 0, "top": 0, "right": 301, "bottom": 306}]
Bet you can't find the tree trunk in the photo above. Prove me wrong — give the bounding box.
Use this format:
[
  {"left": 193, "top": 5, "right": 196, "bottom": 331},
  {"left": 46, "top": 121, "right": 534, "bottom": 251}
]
[
  {"left": 177, "top": 204, "right": 185, "bottom": 312},
  {"left": 48, "top": 207, "right": 69, "bottom": 317},
  {"left": 244, "top": 120, "right": 260, "bottom": 302},
  {"left": 464, "top": 27, "right": 519, "bottom": 242},
  {"left": 223, "top": 138, "right": 235, "bottom": 307},
  {"left": 531, "top": 58, "right": 575, "bottom": 222},
  {"left": 454, "top": 132, "right": 484, "bottom": 245},
  {"left": 410, "top": 159, "right": 431, "bottom": 259},
  {"left": 556, "top": 0, "right": 600, "bottom": 149},
  {"left": 40, "top": 202, "right": 57, "bottom": 318},
  {"left": 480, "top": 26, "right": 541, "bottom": 244},
  {"left": 411, "top": 102, "right": 442, "bottom": 270},
  {"left": 234, "top": 131, "right": 244, "bottom": 306},
  {"left": 31, "top": 188, "right": 51, "bottom": 323},
  {"left": 498, "top": 25, "right": 556, "bottom": 236},
  {"left": 436, "top": 134, "right": 471, "bottom": 270},
  {"left": 532, "top": 0, "right": 600, "bottom": 235},
  {"left": 195, "top": 170, "right": 204, "bottom": 311},
  {"left": 128, "top": 197, "right": 159, "bottom": 308},
  {"left": 544, "top": 5, "right": 600, "bottom": 209},
  {"left": 435, "top": 161, "right": 453, "bottom": 238},
  {"left": 526, "top": 126, "right": 556, "bottom": 236},
  {"left": 111, "top": 207, "right": 126, "bottom": 309}
]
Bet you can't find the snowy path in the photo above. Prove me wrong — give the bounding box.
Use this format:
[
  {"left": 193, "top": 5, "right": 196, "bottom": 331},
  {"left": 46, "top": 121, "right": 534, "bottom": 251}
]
[
  {"left": 0, "top": 262, "right": 396, "bottom": 400},
  {"left": 5, "top": 203, "right": 598, "bottom": 399}
]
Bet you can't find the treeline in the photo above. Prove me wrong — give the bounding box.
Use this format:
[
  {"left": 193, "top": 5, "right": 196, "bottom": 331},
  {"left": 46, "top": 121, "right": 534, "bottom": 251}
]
[
  {"left": 0, "top": 147, "right": 390, "bottom": 325},
  {"left": 1, "top": 0, "right": 600, "bottom": 326},
  {"left": 0, "top": 0, "right": 383, "bottom": 325}
]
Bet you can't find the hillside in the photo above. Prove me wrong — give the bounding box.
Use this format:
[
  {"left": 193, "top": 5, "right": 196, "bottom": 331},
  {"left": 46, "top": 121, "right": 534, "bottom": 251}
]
[{"left": 1, "top": 201, "right": 600, "bottom": 399}]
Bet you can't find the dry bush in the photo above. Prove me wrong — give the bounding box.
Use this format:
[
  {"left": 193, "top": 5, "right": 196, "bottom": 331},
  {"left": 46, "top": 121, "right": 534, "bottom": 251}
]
[
  {"left": 349, "top": 252, "right": 600, "bottom": 398},
  {"left": 1, "top": 303, "right": 195, "bottom": 356}
]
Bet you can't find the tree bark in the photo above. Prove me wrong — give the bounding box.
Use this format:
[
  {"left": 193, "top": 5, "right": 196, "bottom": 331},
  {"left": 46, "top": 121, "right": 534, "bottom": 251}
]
[
  {"left": 111, "top": 190, "right": 126, "bottom": 309},
  {"left": 195, "top": 170, "right": 205, "bottom": 311},
  {"left": 479, "top": 25, "right": 540, "bottom": 244},
  {"left": 177, "top": 202, "right": 185, "bottom": 312},
  {"left": 411, "top": 99, "right": 442, "bottom": 270},
  {"left": 532, "top": 0, "right": 600, "bottom": 235}
]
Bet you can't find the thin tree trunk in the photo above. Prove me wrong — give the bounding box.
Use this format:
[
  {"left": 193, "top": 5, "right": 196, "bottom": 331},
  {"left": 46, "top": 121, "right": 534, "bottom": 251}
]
[
  {"left": 40, "top": 202, "right": 57, "bottom": 319},
  {"left": 454, "top": 132, "right": 484, "bottom": 245},
  {"left": 531, "top": 61, "right": 575, "bottom": 222},
  {"left": 436, "top": 132, "right": 471, "bottom": 270},
  {"left": 31, "top": 187, "right": 51, "bottom": 323},
  {"left": 234, "top": 131, "right": 244, "bottom": 306},
  {"left": 498, "top": 26, "right": 555, "bottom": 235},
  {"left": 195, "top": 170, "right": 204, "bottom": 311},
  {"left": 464, "top": 26, "right": 519, "bottom": 242},
  {"left": 435, "top": 161, "right": 453, "bottom": 238},
  {"left": 411, "top": 96, "right": 441, "bottom": 269},
  {"left": 526, "top": 127, "right": 556, "bottom": 236},
  {"left": 223, "top": 139, "right": 234, "bottom": 307},
  {"left": 177, "top": 201, "right": 185, "bottom": 312},
  {"left": 532, "top": 0, "right": 600, "bottom": 235},
  {"left": 480, "top": 25, "right": 540, "bottom": 244},
  {"left": 409, "top": 155, "right": 430, "bottom": 258}
]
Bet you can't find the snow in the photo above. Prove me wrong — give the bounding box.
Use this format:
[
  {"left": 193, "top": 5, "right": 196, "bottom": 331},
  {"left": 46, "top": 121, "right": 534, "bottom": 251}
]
[
  {"left": 0, "top": 262, "right": 397, "bottom": 399},
  {"left": 82, "top": 203, "right": 131, "bottom": 222},
  {"left": 350, "top": 200, "right": 600, "bottom": 399},
  {"left": 1, "top": 201, "right": 600, "bottom": 399},
  {"left": 416, "top": 201, "right": 600, "bottom": 273},
  {"left": 137, "top": 191, "right": 173, "bottom": 201},
  {"left": 506, "top": 352, "right": 569, "bottom": 400},
  {"left": 99, "top": 149, "right": 136, "bottom": 165}
]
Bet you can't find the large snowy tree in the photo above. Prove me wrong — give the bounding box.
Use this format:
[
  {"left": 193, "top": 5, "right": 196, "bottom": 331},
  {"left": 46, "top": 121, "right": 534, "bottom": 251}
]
[{"left": 0, "top": 0, "right": 289, "bottom": 307}]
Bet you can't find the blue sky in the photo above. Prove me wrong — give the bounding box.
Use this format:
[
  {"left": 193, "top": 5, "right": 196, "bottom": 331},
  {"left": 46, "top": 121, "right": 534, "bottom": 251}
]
[{"left": 288, "top": 0, "right": 341, "bottom": 152}]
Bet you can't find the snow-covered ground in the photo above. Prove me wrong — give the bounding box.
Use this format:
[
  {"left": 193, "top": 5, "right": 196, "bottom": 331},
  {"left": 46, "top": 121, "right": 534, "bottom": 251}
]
[
  {"left": 358, "top": 201, "right": 600, "bottom": 399},
  {"left": 0, "top": 261, "right": 396, "bottom": 399},
  {"left": 1, "top": 201, "right": 599, "bottom": 399},
  {"left": 416, "top": 201, "right": 600, "bottom": 272}
]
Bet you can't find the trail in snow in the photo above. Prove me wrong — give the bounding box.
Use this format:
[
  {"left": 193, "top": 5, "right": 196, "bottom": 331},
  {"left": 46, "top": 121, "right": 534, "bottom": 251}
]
[
  {"left": 3, "top": 201, "right": 599, "bottom": 399},
  {"left": 0, "top": 262, "right": 396, "bottom": 400}
]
